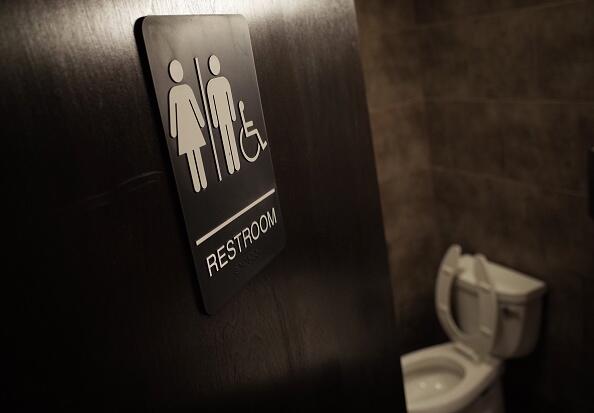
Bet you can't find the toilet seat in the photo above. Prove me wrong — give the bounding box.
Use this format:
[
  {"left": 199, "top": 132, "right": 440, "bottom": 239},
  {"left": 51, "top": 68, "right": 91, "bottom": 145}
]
[
  {"left": 401, "top": 342, "right": 501, "bottom": 413},
  {"left": 435, "top": 245, "right": 498, "bottom": 360}
]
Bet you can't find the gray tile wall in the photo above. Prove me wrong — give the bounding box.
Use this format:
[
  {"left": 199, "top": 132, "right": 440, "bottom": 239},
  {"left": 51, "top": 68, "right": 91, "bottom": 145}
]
[
  {"left": 356, "top": 0, "right": 594, "bottom": 411},
  {"left": 355, "top": 0, "right": 446, "bottom": 355}
]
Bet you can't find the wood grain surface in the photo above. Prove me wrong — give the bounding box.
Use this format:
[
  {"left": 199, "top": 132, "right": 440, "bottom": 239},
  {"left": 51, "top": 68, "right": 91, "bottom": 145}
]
[{"left": 0, "top": 0, "right": 406, "bottom": 410}]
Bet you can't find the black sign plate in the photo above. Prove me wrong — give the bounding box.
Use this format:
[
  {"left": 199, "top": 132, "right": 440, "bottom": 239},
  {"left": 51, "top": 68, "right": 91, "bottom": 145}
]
[{"left": 141, "top": 15, "right": 285, "bottom": 314}]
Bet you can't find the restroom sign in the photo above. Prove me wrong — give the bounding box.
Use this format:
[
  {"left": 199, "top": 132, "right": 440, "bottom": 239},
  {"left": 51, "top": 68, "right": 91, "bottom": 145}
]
[{"left": 141, "top": 15, "right": 285, "bottom": 314}]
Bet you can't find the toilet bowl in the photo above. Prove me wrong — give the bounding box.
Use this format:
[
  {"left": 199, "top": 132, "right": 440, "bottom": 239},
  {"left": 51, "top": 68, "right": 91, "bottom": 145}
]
[
  {"left": 402, "top": 343, "right": 502, "bottom": 413},
  {"left": 400, "top": 245, "right": 546, "bottom": 413}
]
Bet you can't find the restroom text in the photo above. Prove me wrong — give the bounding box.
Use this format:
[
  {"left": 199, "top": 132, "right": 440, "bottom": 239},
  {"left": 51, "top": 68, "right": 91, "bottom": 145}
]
[{"left": 206, "top": 207, "right": 277, "bottom": 277}]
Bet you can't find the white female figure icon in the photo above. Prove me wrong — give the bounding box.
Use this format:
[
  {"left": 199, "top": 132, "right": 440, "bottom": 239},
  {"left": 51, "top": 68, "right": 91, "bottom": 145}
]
[
  {"left": 206, "top": 55, "right": 241, "bottom": 174},
  {"left": 168, "top": 59, "right": 208, "bottom": 192}
]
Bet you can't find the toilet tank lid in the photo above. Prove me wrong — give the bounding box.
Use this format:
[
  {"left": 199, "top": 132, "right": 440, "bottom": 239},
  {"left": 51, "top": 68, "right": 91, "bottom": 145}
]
[{"left": 457, "top": 255, "right": 546, "bottom": 304}]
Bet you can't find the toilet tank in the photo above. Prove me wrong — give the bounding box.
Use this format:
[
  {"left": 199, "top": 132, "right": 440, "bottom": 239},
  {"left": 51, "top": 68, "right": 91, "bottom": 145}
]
[{"left": 453, "top": 255, "right": 546, "bottom": 358}]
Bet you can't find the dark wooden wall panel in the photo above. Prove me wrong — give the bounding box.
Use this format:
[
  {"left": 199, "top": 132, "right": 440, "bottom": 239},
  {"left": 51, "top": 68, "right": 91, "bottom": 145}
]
[{"left": 0, "top": 0, "right": 405, "bottom": 410}]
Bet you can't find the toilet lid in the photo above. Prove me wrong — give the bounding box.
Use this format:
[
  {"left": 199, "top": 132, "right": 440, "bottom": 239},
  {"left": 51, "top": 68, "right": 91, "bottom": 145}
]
[{"left": 435, "top": 245, "right": 498, "bottom": 359}]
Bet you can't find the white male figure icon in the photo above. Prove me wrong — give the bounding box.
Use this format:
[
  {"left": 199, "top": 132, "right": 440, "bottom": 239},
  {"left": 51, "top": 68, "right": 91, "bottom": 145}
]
[
  {"left": 168, "top": 59, "right": 208, "bottom": 192},
  {"left": 206, "top": 55, "right": 241, "bottom": 174}
]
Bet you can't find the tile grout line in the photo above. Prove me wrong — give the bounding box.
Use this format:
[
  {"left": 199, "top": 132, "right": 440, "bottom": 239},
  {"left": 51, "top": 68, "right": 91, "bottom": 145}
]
[
  {"left": 424, "top": 97, "right": 594, "bottom": 105},
  {"left": 411, "top": 0, "right": 588, "bottom": 29},
  {"left": 431, "top": 165, "right": 587, "bottom": 199}
]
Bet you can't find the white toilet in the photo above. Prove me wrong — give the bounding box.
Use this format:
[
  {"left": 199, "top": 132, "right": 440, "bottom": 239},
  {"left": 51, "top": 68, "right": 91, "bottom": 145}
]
[{"left": 400, "top": 245, "right": 546, "bottom": 413}]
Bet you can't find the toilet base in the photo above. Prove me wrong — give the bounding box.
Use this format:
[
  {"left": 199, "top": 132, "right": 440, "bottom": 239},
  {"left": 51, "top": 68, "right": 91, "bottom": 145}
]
[{"left": 459, "top": 379, "right": 504, "bottom": 413}]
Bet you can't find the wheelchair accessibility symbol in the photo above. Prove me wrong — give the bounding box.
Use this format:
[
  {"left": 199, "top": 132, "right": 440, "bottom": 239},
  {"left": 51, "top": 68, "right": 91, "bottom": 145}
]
[{"left": 238, "top": 100, "right": 268, "bottom": 163}]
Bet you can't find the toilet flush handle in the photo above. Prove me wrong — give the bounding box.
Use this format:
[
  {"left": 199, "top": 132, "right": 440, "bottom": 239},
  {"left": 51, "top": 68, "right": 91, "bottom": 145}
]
[{"left": 501, "top": 306, "right": 521, "bottom": 319}]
